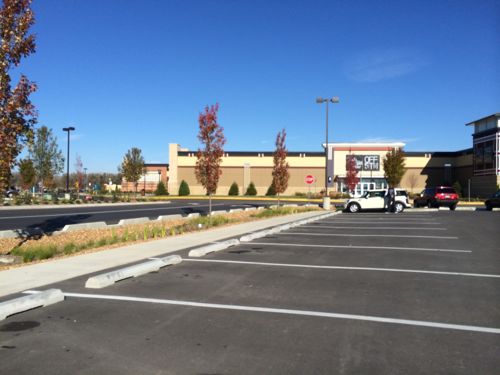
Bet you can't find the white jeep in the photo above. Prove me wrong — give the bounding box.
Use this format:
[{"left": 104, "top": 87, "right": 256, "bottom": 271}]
[{"left": 344, "top": 189, "right": 411, "bottom": 213}]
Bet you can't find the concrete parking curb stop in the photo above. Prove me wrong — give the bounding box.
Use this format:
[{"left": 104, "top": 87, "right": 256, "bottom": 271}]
[
  {"left": 85, "top": 259, "right": 168, "bottom": 289},
  {"left": 0, "top": 288, "right": 64, "bottom": 321},
  {"left": 188, "top": 239, "right": 240, "bottom": 258},
  {"left": 0, "top": 230, "right": 18, "bottom": 239},
  {"left": 118, "top": 217, "right": 151, "bottom": 226},
  {"left": 157, "top": 214, "right": 184, "bottom": 221}
]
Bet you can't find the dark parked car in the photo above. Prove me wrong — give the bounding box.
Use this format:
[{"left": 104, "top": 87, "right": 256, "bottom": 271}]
[
  {"left": 485, "top": 190, "right": 500, "bottom": 211},
  {"left": 4, "top": 187, "right": 19, "bottom": 198},
  {"left": 413, "top": 186, "right": 459, "bottom": 210}
]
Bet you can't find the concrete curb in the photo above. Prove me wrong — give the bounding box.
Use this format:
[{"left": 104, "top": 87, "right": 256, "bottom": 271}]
[
  {"left": 0, "top": 289, "right": 64, "bottom": 321},
  {"left": 188, "top": 239, "right": 240, "bottom": 258},
  {"left": 85, "top": 259, "right": 166, "bottom": 289},
  {"left": 0, "top": 230, "right": 19, "bottom": 239},
  {"left": 58, "top": 221, "right": 108, "bottom": 233},
  {"left": 455, "top": 207, "right": 477, "bottom": 211},
  {"left": 239, "top": 211, "right": 337, "bottom": 242},
  {"left": 158, "top": 255, "right": 182, "bottom": 265},
  {"left": 228, "top": 208, "right": 243, "bottom": 213},
  {"left": 157, "top": 214, "right": 184, "bottom": 221},
  {"left": 209, "top": 210, "right": 227, "bottom": 216},
  {"left": 186, "top": 212, "right": 200, "bottom": 218},
  {"left": 244, "top": 207, "right": 257, "bottom": 211},
  {"left": 117, "top": 217, "right": 151, "bottom": 226}
]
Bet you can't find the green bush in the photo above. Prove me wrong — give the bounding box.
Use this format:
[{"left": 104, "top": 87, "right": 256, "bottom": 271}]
[
  {"left": 228, "top": 182, "right": 239, "bottom": 196},
  {"left": 245, "top": 182, "right": 257, "bottom": 196},
  {"left": 179, "top": 180, "right": 190, "bottom": 196},
  {"left": 265, "top": 183, "right": 276, "bottom": 196},
  {"left": 155, "top": 181, "right": 168, "bottom": 196},
  {"left": 452, "top": 181, "right": 462, "bottom": 197}
]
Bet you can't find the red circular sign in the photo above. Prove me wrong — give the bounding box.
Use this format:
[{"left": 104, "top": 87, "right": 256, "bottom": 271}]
[{"left": 305, "top": 175, "right": 315, "bottom": 185}]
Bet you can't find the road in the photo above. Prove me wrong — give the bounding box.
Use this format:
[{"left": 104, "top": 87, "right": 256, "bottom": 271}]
[
  {"left": 0, "top": 211, "right": 498, "bottom": 374},
  {"left": 0, "top": 199, "right": 289, "bottom": 232}
]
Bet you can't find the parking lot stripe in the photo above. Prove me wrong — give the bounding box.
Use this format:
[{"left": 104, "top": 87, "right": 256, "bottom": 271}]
[
  {"left": 183, "top": 259, "right": 499, "bottom": 279},
  {"left": 246, "top": 242, "right": 471, "bottom": 253},
  {"left": 287, "top": 233, "right": 458, "bottom": 239},
  {"left": 23, "top": 291, "right": 500, "bottom": 334},
  {"left": 300, "top": 225, "right": 447, "bottom": 230}
]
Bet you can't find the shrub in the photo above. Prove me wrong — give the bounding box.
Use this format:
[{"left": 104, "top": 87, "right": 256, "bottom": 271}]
[
  {"left": 155, "top": 181, "right": 168, "bottom": 196},
  {"left": 179, "top": 180, "right": 190, "bottom": 196},
  {"left": 452, "top": 181, "right": 462, "bottom": 197},
  {"left": 228, "top": 182, "right": 239, "bottom": 196},
  {"left": 265, "top": 183, "right": 276, "bottom": 196},
  {"left": 245, "top": 182, "right": 257, "bottom": 196}
]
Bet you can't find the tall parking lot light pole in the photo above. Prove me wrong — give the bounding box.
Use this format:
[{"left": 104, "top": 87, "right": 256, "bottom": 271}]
[
  {"left": 62, "top": 126, "right": 75, "bottom": 193},
  {"left": 316, "top": 97, "right": 339, "bottom": 209}
]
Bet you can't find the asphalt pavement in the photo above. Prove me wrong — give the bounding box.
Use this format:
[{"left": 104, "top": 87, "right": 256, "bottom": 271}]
[
  {"left": 0, "top": 210, "right": 498, "bottom": 374},
  {"left": 0, "top": 199, "right": 285, "bottom": 232}
]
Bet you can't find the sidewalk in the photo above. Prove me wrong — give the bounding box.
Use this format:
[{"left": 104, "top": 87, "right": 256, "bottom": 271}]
[{"left": 0, "top": 210, "right": 330, "bottom": 298}]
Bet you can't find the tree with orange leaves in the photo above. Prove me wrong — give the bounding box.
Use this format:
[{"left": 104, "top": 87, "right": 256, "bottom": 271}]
[
  {"left": 195, "top": 103, "right": 226, "bottom": 219},
  {"left": 0, "top": 0, "right": 37, "bottom": 196},
  {"left": 272, "top": 129, "right": 290, "bottom": 206}
]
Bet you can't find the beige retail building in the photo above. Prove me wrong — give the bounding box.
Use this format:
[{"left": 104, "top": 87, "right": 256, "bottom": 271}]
[{"left": 123, "top": 113, "right": 499, "bottom": 197}]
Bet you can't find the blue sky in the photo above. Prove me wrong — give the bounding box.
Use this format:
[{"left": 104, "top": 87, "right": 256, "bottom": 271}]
[{"left": 14, "top": 0, "right": 500, "bottom": 172}]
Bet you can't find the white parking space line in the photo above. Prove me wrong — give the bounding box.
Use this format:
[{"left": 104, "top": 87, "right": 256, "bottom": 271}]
[
  {"left": 23, "top": 291, "right": 500, "bottom": 334},
  {"left": 287, "top": 233, "right": 458, "bottom": 239},
  {"left": 183, "top": 259, "right": 499, "bottom": 279},
  {"left": 300, "top": 225, "right": 447, "bottom": 231},
  {"left": 246, "top": 242, "right": 471, "bottom": 253}
]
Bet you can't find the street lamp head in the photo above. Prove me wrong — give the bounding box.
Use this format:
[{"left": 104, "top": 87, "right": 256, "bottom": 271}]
[
  {"left": 63, "top": 127, "right": 75, "bottom": 132},
  {"left": 316, "top": 97, "right": 325, "bottom": 104},
  {"left": 330, "top": 97, "right": 340, "bottom": 103}
]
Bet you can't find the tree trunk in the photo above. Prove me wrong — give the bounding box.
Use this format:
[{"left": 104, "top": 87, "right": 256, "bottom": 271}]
[
  {"left": 209, "top": 192, "right": 212, "bottom": 225},
  {"left": 277, "top": 192, "right": 280, "bottom": 207}
]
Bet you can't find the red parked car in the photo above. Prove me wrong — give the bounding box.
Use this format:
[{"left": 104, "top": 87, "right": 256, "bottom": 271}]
[{"left": 413, "top": 186, "right": 459, "bottom": 210}]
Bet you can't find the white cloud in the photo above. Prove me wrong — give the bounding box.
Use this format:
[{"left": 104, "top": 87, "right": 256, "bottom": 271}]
[{"left": 344, "top": 48, "right": 429, "bottom": 82}]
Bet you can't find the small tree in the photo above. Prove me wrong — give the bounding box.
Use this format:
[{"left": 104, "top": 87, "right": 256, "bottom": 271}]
[
  {"left": 194, "top": 104, "right": 226, "bottom": 219},
  {"left": 18, "top": 158, "right": 35, "bottom": 191},
  {"left": 245, "top": 182, "right": 257, "bottom": 196},
  {"left": 452, "top": 181, "right": 462, "bottom": 197},
  {"left": 120, "top": 147, "right": 145, "bottom": 197},
  {"left": 0, "top": 0, "right": 37, "bottom": 196},
  {"left": 178, "top": 180, "right": 190, "bottom": 196},
  {"left": 154, "top": 181, "right": 168, "bottom": 196},
  {"left": 74, "top": 154, "right": 84, "bottom": 191},
  {"left": 345, "top": 155, "right": 360, "bottom": 194},
  {"left": 383, "top": 148, "right": 406, "bottom": 188},
  {"left": 266, "top": 183, "right": 276, "bottom": 196},
  {"left": 272, "top": 129, "right": 290, "bottom": 206},
  {"left": 31, "top": 126, "right": 64, "bottom": 191},
  {"left": 228, "top": 182, "right": 239, "bottom": 196}
]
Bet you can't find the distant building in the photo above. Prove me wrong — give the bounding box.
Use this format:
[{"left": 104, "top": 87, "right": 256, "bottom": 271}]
[
  {"left": 121, "top": 163, "right": 169, "bottom": 193},
  {"left": 139, "top": 113, "right": 499, "bottom": 197},
  {"left": 466, "top": 113, "right": 500, "bottom": 196}
]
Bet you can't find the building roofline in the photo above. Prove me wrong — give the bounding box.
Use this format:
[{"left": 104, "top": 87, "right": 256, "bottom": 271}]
[
  {"left": 465, "top": 113, "right": 500, "bottom": 126},
  {"left": 324, "top": 142, "right": 405, "bottom": 148}
]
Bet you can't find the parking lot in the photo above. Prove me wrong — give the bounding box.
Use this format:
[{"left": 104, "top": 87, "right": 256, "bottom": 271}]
[{"left": 1, "top": 211, "right": 499, "bottom": 374}]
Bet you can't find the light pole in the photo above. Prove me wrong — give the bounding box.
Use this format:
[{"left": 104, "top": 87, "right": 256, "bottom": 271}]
[
  {"left": 316, "top": 97, "right": 339, "bottom": 209},
  {"left": 84, "top": 167, "right": 87, "bottom": 192},
  {"left": 62, "top": 126, "right": 75, "bottom": 193}
]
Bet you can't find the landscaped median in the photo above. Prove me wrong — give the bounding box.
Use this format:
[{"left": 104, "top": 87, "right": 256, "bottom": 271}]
[{"left": 0, "top": 206, "right": 321, "bottom": 267}]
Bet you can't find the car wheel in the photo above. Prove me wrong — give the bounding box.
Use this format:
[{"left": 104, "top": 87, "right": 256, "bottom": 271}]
[
  {"left": 348, "top": 203, "right": 361, "bottom": 213},
  {"left": 450, "top": 204, "right": 457, "bottom": 211},
  {"left": 485, "top": 204, "right": 492, "bottom": 211},
  {"left": 427, "top": 201, "right": 434, "bottom": 209},
  {"left": 414, "top": 202, "right": 420, "bottom": 208},
  {"left": 395, "top": 202, "right": 404, "bottom": 213}
]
